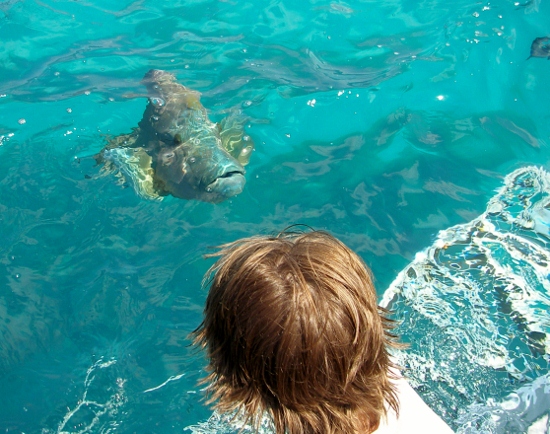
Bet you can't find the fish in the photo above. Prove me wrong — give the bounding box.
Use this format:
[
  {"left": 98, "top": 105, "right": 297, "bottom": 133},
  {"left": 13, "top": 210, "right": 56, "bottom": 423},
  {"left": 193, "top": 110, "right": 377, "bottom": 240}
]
[
  {"left": 528, "top": 36, "right": 550, "bottom": 59},
  {"left": 96, "top": 69, "right": 254, "bottom": 203}
]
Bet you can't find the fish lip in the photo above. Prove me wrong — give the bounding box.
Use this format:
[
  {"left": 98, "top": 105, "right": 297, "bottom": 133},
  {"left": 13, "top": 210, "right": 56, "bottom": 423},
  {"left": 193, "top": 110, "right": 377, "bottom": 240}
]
[
  {"left": 206, "top": 169, "right": 245, "bottom": 187},
  {"left": 218, "top": 169, "right": 245, "bottom": 179},
  {"left": 204, "top": 163, "right": 245, "bottom": 185},
  {"left": 205, "top": 169, "right": 246, "bottom": 198}
]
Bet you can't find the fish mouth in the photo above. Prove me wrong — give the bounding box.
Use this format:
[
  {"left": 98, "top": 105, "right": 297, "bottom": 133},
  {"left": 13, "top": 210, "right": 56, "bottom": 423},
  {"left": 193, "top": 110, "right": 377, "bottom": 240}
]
[
  {"left": 219, "top": 169, "right": 244, "bottom": 179},
  {"left": 206, "top": 169, "right": 246, "bottom": 200}
]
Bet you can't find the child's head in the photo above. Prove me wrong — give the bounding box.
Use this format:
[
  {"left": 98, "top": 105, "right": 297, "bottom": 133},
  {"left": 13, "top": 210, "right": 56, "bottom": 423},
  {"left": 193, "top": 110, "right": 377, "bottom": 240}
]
[{"left": 193, "top": 230, "right": 399, "bottom": 434}]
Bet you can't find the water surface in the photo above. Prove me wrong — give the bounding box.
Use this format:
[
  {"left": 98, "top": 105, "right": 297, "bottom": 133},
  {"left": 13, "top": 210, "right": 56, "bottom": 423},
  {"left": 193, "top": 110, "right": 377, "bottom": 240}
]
[{"left": 0, "top": 0, "right": 549, "bottom": 432}]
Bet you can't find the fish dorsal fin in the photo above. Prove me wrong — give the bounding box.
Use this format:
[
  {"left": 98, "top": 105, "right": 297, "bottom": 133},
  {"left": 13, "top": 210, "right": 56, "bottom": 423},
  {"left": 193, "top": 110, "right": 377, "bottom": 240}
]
[
  {"left": 100, "top": 147, "right": 161, "bottom": 200},
  {"left": 218, "top": 113, "right": 254, "bottom": 166},
  {"left": 181, "top": 89, "right": 202, "bottom": 110},
  {"left": 140, "top": 70, "right": 205, "bottom": 133}
]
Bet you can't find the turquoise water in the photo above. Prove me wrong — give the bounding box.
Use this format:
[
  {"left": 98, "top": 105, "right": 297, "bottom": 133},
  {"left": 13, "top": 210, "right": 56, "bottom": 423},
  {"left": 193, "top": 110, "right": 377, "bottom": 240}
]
[{"left": 0, "top": 0, "right": 549, "bottom": 432}]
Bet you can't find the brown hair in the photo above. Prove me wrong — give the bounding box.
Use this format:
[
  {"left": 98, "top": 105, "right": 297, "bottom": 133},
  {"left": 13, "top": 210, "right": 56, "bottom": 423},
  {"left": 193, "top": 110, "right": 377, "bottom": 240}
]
[{"left": 192, "top": 230, "right": 400, "bottom": 433}]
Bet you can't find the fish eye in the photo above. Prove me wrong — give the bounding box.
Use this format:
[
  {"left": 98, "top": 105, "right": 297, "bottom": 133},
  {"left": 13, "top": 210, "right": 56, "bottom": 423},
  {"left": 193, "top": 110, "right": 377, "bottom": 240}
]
[
  {"left": 150, "top": 97, "right": 165, "bottom": 107},
  {"left": 162, "top": 151, "right": 175, "bottom": 165},
  {"left": 189, "top": 157, "right": 196, "bottom": 164}
]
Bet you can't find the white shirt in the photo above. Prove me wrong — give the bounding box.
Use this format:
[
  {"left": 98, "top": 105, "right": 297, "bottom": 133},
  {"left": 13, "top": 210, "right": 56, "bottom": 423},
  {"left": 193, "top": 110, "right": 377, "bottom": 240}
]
[{"left": 375, "top": 372, "right": 454, "bottom": 434}]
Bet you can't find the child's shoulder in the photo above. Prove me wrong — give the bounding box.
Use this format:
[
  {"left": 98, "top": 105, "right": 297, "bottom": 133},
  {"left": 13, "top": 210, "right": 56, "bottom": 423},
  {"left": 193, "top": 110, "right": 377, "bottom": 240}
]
[{"left": 375, "top": 370, "right": 455, "bottom": 434}]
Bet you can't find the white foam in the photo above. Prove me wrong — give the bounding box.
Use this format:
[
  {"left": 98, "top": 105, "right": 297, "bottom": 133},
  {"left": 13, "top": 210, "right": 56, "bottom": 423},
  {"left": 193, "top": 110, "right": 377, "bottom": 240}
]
[{"left": 382, "top": 166, "right": 550, "bottom": 432}]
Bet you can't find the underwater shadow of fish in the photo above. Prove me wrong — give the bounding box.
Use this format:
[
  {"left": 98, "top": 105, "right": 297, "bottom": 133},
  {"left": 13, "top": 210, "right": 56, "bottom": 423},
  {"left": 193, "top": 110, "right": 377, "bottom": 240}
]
[
  {"left": 527, "top": 36, "right": 550, "bottom": 59},
  {"left": 96, "top": 69, "right": 254, "bottom": 203}
]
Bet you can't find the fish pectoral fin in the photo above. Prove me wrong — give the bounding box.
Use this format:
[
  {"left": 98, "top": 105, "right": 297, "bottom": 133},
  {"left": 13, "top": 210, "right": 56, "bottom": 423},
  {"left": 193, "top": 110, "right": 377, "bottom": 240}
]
[
  {"left": 104, "top": 129, "right": 141, "bottom": 149},
  {"left": 94, "top": 130, "right": 141, "bottom": 166},
  {"left": 100, "top": 146, "right": 162, "bottom": 201},
  {"left": 219, "top": 113, "right": 254, "bottom": 166},
  {"left": 152, "top": 176, "right": 170, "bottom": 197}
]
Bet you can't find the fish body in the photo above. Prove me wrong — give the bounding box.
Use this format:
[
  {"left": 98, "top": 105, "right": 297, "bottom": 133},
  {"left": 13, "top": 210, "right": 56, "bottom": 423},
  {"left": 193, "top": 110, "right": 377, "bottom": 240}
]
[
  {"left": 98, "top": 69, "right": 253, "bottom": 203},
  {"left": 528, "top": 36, "right": 550, "bottom": 59}
]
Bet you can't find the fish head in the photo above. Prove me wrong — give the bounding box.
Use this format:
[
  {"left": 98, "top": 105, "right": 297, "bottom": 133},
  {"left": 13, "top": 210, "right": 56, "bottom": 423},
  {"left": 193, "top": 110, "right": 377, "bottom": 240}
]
[
  {"left": 139, "top": 70, "right": 249, "bottom": 202},
  {"left": 154, "top": 135, "right": 246, "bottom": 203}
]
